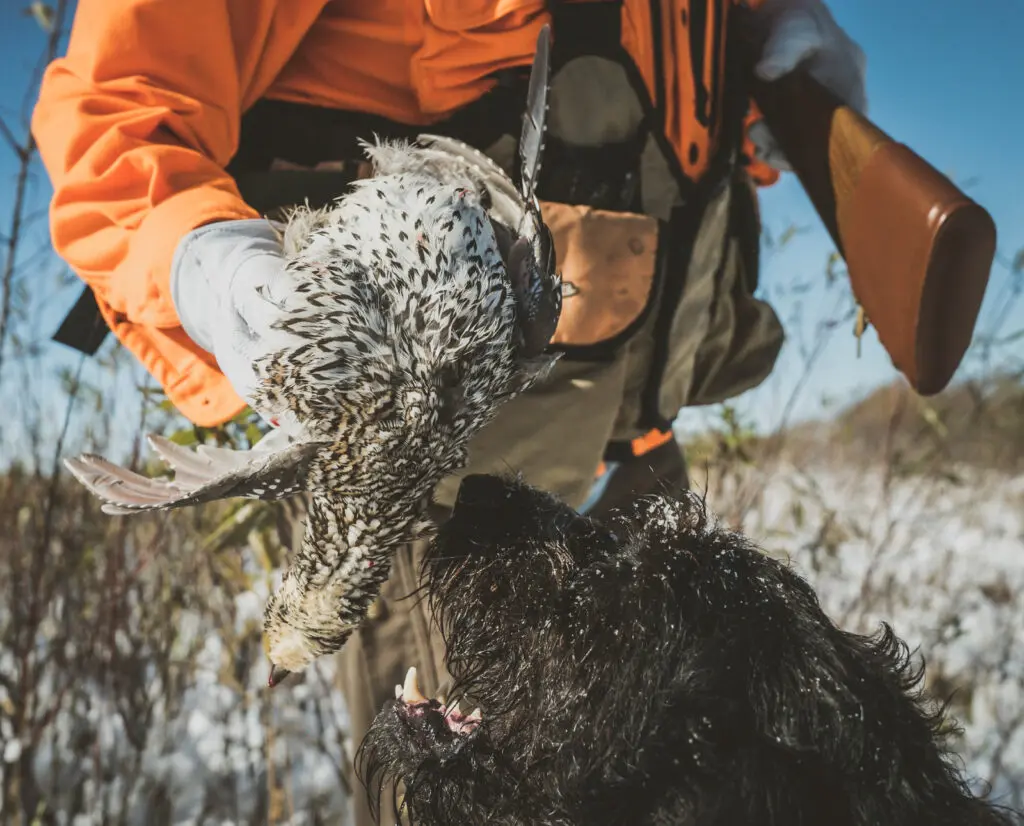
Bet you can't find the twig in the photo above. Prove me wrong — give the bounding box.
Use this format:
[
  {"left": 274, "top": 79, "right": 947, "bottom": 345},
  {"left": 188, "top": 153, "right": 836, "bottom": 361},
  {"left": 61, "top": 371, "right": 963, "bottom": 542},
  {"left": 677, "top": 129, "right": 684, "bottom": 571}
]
[
  {"left": 0, "top": 115, "right": 25, "bottom": 160},
  {"left": 0, "top": 0, "right": 69, "bottom": 384}
]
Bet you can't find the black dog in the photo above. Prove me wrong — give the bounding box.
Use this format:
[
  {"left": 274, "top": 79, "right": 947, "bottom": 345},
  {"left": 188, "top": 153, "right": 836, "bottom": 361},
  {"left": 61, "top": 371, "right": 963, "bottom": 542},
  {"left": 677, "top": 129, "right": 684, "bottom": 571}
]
[{"left": 359, "top": 474, "right": 1020, "bottom": 825}]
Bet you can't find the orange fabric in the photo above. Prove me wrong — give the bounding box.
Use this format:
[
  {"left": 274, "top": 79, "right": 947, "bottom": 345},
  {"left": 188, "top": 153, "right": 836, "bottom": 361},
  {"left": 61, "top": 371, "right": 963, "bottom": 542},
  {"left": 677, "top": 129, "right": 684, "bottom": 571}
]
[
  {"left": 743, "top": 100, "right": 782, "bottom": 187},
  {"left": 32, "top": 0, "right": 334, "bottom": 425},
  {"left": 33, "top": 0, "right": 778, "bottom": 426},
  {"left": 593, "top": 428, "right": 673, "bottom": 479},
  {"left": 631, "top": 427, "right": 675, "bottom": 457}
]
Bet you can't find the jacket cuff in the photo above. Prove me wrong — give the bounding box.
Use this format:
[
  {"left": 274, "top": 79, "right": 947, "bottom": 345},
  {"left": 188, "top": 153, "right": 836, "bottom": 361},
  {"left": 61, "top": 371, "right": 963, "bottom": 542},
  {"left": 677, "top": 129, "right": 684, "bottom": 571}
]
[{"left": 116, "top": 184, "right": 259, "bottom": 329}]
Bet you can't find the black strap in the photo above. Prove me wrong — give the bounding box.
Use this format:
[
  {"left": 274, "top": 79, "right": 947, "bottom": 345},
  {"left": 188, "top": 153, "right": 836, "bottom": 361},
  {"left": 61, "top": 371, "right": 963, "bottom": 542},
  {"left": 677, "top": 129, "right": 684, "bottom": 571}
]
[
  {"left": 52, "top": 283, "right": 110, "bottom": 355},
  {"left": 636, "top": 5, "right": 751, "bottom": 430},
  {"left": 51, "top": 1, "right": 643, "bottom": 355}
]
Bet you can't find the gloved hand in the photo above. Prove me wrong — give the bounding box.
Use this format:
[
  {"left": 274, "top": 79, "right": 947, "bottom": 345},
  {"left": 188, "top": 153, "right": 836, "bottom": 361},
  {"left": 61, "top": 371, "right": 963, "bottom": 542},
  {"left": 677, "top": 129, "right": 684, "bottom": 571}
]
[
  {"left": 747, "top": 0, "right": 868, "bottom": 171},
  {"left": 170, "top": 218, "right": 297, "bottom": 427}
]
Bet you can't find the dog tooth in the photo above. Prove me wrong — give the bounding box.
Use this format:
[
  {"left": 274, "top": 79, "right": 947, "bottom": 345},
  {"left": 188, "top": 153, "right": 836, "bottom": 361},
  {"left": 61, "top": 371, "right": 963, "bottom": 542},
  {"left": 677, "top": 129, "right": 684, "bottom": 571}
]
[
  {"left": 403, "top": 666, "right": 425, "bottom": 703},
  {"left": 450, "top": 701, "right": 461, "bottom": 717},
  {"left": 395, "top": 684, "right": 403, "bottom": 699},
  {"left": 468, "top": 708, "right": 482, "bottom": 721}
]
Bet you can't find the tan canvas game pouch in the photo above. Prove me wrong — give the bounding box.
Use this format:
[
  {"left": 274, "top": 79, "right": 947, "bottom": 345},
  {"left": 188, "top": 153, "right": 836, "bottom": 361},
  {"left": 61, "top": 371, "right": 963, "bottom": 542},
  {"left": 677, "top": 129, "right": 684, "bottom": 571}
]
[{"left": 540, "top": 201, "right": 660, "bottom": 349}]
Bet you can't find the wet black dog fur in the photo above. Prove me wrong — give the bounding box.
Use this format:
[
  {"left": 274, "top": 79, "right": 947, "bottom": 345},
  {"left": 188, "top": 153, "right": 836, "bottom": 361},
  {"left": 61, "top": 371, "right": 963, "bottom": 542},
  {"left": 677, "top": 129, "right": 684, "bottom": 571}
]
[{"left": 358, "top": 474, "right": 1021, "bottom": 826}]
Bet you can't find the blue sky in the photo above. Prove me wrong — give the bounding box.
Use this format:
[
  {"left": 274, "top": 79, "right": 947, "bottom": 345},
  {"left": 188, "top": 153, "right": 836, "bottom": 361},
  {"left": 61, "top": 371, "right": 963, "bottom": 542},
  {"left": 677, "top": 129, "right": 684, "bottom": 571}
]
[
  {"left": 0, "top": 0, "right": 1021, "bottom": 455},
  {"left": 736, "top": 0, "right": 1024, "bottom": 431}
]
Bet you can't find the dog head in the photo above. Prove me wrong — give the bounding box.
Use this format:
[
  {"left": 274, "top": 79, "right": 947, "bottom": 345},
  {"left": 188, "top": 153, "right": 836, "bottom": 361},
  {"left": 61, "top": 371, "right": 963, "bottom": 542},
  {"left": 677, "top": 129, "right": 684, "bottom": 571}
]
[{"left": 360, "top": 474, "right": 1018, "bottom": 826}]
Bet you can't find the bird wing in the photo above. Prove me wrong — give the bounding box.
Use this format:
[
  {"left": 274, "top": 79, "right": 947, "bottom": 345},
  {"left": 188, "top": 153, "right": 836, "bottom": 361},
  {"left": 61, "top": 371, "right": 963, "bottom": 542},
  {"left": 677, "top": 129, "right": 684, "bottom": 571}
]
[
  {"left": 64, "top": 431, "right": 322, "bottom": 516},
  {"left": 518, "top": 23, "right": 552, "bottom": 208}
]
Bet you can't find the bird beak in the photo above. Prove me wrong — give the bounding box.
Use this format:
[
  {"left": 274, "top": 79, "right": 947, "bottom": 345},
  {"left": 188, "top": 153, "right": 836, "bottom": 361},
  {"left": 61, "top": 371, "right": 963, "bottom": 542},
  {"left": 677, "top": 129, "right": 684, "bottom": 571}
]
[{"left": 268, "top": 664, "right": 292, "bottom": 688}]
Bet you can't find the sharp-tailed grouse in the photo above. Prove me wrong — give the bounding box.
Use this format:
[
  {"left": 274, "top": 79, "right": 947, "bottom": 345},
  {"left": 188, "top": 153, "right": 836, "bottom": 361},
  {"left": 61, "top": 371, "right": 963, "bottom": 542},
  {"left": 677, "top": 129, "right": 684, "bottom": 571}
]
[{"left": 64, "top": 26, "right": 561, "bottom": 685}]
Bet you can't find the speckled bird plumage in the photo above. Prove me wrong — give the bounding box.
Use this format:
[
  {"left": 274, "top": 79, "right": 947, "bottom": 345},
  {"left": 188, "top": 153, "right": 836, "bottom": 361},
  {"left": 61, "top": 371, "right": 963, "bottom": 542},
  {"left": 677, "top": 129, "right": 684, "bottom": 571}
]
[{"left": 65, "top": 27, "right": 560, "bottom": 680}]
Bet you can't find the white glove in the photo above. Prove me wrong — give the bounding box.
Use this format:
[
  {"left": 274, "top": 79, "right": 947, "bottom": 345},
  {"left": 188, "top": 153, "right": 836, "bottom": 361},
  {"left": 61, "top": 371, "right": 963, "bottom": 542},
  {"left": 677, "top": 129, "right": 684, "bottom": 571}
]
[
  {"left": 170, "top": 219, "right": 297, "bottom": 424},
  {"left": 748, "top": 0, "right": 868, "bottom": 171}
]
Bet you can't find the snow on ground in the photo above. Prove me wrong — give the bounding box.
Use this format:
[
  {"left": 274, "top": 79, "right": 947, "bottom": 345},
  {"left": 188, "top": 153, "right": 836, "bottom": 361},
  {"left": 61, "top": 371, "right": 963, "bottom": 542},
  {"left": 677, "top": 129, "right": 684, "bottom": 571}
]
[
  {"left": 3, "top": 463, "right": 1022, "bottom": 822},
  {"left": 709, "top": 461, "right": 1024, "bottom": 807},
  {"left": 2, "top": 574, "right": 354, "bottom": 826}
]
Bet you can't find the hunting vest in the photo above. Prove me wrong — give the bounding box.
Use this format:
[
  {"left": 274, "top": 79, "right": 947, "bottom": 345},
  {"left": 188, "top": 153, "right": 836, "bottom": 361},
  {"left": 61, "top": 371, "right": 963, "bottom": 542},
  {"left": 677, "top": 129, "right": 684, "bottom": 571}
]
[{"left": 56, "top": 0, "right": 783, "bottom": 432}]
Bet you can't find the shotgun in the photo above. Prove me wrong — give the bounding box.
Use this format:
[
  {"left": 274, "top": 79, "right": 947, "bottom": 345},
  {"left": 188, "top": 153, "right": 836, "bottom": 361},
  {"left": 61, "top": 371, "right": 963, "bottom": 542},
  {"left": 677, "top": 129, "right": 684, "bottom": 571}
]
[{"left": 747, "top": 59, "right": 997, "bottom": 396}]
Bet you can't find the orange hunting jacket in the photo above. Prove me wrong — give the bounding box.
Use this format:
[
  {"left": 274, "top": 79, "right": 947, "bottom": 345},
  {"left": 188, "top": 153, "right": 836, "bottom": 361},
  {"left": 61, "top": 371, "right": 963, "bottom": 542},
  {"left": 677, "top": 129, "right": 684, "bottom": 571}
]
[{"left": 32, "top": 0, "right": 778, "bottom": 426}]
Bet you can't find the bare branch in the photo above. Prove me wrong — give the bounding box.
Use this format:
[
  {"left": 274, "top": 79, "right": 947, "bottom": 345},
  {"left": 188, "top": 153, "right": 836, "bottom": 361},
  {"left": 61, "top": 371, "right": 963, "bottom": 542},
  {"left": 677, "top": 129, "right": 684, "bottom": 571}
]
[
  {"left": 0, "top": 0, "right": 69, "bottom": 383},
  {"left": 0, "top": 114, "right": 26, "bottom": 160}
]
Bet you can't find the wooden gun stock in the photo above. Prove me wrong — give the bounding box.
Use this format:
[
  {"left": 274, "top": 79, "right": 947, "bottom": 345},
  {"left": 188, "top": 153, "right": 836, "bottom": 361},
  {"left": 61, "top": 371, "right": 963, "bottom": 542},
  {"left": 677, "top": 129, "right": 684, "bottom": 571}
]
[{"left": 750, "top": 71, "right": 997, "bottom": 396}]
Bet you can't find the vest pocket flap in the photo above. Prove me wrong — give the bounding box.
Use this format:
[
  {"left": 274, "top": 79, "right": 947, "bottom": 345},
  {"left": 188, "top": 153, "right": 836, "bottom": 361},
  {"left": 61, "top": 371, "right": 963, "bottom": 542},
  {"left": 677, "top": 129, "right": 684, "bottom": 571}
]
[{"left": 541, "top": 201, "right": 659, "bottom": 348}]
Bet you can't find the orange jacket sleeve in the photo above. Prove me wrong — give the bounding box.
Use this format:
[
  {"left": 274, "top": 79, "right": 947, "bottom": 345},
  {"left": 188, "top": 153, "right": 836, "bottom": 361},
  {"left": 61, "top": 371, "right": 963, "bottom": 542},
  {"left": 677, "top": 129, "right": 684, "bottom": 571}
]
[{"left": 31, "top": 0, "right": 329, "bottom": 425}]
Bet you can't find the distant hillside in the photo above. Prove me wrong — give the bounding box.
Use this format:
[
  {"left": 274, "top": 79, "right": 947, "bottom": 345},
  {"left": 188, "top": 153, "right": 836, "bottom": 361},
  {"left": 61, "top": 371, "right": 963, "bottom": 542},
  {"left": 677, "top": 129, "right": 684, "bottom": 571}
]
[
  {"left": 684, "top": 372, "right": 1024, "bottom": 476},
  {"left": 785, "top": 372, "right": 1024, "bottom": 474}
]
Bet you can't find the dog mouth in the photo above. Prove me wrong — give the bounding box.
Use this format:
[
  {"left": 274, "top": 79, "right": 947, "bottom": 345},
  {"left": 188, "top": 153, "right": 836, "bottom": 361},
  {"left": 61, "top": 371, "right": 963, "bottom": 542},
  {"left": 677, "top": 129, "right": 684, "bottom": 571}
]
[{"left": 395, "top": 666, "right": 483, "bottom": 738}]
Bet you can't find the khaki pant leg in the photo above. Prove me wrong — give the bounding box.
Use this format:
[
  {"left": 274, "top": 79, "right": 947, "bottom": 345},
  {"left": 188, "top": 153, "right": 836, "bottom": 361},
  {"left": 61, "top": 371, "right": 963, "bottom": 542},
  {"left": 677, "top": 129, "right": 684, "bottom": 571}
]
[
  {"left": 434, "top": 353, "right": 632, "bottom": 511},
  {"left": 278, "top": 502, "right": 448, "bottom": 826},
  {"left": 277, "top": 353, "right": 631, "bottom": 824},
  {"left": 338, "top": 539, "right": 449, "bottom": 826}
]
